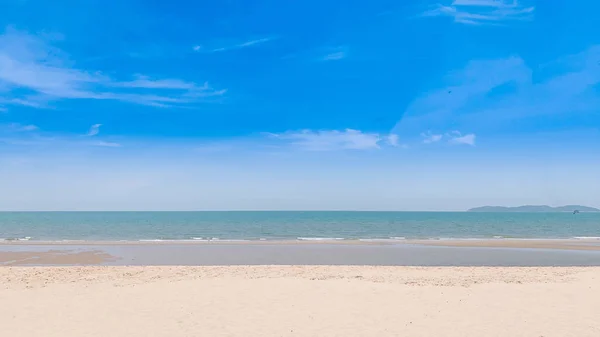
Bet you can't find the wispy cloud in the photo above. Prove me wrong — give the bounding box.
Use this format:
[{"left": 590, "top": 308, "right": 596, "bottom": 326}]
[
  {"left": 195, "top": 37, "right": 276, "bottom": 53},
  {"left": 421, "top": 132, "right": 443, "bottom": 144},
  {"left": 394, "top": 45, "right": 600, "bottom": 138},
  {"left": 0, "top": 123, "right": 39, "bottom": 135},
  {"left": 0, "top": 27, "right": 225, "bottom": 110},
  {"left": 387, "top": 134, "right": 409, "bottom": 148},
  {"left": 422, "top": 0, "right": 534, "bottom": 25},
  {"left": 322, "top": 51, "right": 346, "bottom": 61},
  {"left": 0, "top": 124, "right": 123, "bottom": 149},
  {"left": 397, "top": 56, "right": 530, "bottom": 133},
  {"left": 87, "top": 124, "right": 102, "bottom": 136},
  {"left": 266, "top": 129, "right": 382, "bottom": 151},
  {"left": 448, "top": 131, "right": 476, "bottom": 145},
  {"left": 320, "top": 46, "right": 348, "bottom": 62},
  {"left": 387, "top": 134, "right": 399, "bottom": 147},
  {"left": 264, "top": 128, "right": 420, "bottom": 151},
  {"left": 0, "top": 97, "right": 47, "bottom": 109},
  {"left": 282, "top": 46, "right": 349, "bottom": 63},
  {"left": 452, "top": 0, "right": 518, "bottom": 6},
  {"left": 7, "top": 123, "right": 39, "bottom": 131},
  {"left": 237, "top": 37, "right": 274, "bottom": 48},
  {"left": 91, "top": 141, "right": 121, "bottom": 148},
  {"left": 420, "top": 131, "right": 475, "bottom": 145},
  {"left": 116, "top": 76, "right": 203, "bottom": 90}
]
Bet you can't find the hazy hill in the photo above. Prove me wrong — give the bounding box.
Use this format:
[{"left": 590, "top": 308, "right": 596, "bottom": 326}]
[{"left": 468, "top": 205, "right": 600, "bottom": 212}]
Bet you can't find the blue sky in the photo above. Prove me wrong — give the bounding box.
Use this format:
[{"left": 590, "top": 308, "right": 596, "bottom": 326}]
[{"left": 1, "top": 0, "right": 599, "bottom": 210}]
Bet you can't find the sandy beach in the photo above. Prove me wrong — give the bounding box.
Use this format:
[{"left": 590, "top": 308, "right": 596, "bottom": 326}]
[
  {"left": 1, "top": 266, "right": 599, "bottom": 337},
  {"left": 2, "top": 242, "right": 600, "bottom": 336}
]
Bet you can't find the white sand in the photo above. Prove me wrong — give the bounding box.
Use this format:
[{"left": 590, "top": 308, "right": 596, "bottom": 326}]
[{"left": 1, "top": 266, "right": 599, "bottom": 336}]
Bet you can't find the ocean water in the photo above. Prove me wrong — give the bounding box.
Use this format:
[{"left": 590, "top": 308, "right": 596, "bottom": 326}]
[{"left": 0, "top": 211, "right": 599, "bottom": 241}]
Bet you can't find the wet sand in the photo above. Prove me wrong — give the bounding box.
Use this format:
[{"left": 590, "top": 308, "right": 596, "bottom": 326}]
[
  {"left": 0, "top": 250, "right": 115, "bottom": 265},
  {"left": 414, "top": 239, "right": 600, "bottom": 251},
  {"left": 1, "top": 266, "right": 599, "bottom": 337},
  {"left": 2, "top": 240, "right": 600, "bottom": 266}
]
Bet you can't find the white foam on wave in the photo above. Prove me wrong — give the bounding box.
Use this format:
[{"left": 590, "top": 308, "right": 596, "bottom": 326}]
[
  {"left": 140, "top": 239, "right": 204, "bottom": 242},
  {"left": 297, "top": 237, "right": 345, "bottom": 241},
  {"left": 573, "top": 237, "right": 600, "bottom": 240},
  {"left": 0, "top": 236, "right": 32, "bottom": 241},
  {"left": 433, "top": 237, "right": 489, "bottom": 241},
  {"left": 136, "top": 238, "right": 251, "bottom": 242},
  {"left": 429, "top": 237, "right": 574, "bottom": 241},
  {"left": 358, "top": 237, "right": 406, "bottom": 242}
]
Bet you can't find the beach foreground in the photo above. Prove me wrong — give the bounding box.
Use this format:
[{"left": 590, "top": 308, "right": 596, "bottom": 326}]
[{"left": 2, "top": 266, "right": 599, "bottom": 336}]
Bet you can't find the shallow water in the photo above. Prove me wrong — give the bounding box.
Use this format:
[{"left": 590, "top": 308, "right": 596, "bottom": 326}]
[{"left": 1, "top": 211, "right": 599, "bottom": 241}]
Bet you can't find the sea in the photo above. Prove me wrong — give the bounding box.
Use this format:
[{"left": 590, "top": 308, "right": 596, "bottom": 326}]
[{"left": 1, "top": 211, "right": 599, "bottom": 242}]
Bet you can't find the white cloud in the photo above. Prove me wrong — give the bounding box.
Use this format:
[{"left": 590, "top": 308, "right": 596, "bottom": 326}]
[
  {"left": 448, "top": 131, "right": 476, "bottom": 145},
  {"left": 322, "top": 51, "right": 346, "bottom": 61},
  {"left": 8, "top": 123, "right": 38, "bottom": 131},
  {"left": 398, "top": 57, "right": 530, "bottom": 131},
  {"left": 386, "top": 134, "right": 409, "bottom": 148},
  {"left": 267, "top": 129, "right": 382, "bottom": 151},
  {"left": 20, "top": 125, "right": 38, "bottom": 131},
  {"left": 237, "top": 37, "right": 273, "bottom": 48},
  {"left": 422, "top": 0, "right": 534, "bottom": 25},
  {"left": 387, "top": 134, "right": 399, "bottom": 146},
  {"left": 0, "top": 126, "right": 123, "bottom": 148},
  {"left": 203, "top": 37, "right": 276, "bottom": 53},
  {"left": 92, "top": 141, "right": 121, "bottom": 148},
  {"left": 87, "top": 124, "right": 102, "bottom": 136},
  {"left": 192, "top": 45, "right": 201, "bottom": 51},
  {"left": 394, "top": 45, "right": 600, "bottom": 136},
  {"left": 0, "top": 27, "right": 225, "bottom": 109},
  {"left": 116, "top": 76, "right": 200, "bottom": 89},
  {"left": 320, "top": 46, "right": 348, "bottom": 62},
  {"left": 282, "top": 46, "right": 348, "bottom": 63},
  {"left": 421, "top": 132, "right": 443, "bottom": 144},
  {"left": 0, "top": 97, "right": 46, "bottom": 109},
  {"left": 112, "top": 76, "right": 225, "bottom": 98},
  {"left": 452, "top": 0, "right": 519, "bottom": 7}
]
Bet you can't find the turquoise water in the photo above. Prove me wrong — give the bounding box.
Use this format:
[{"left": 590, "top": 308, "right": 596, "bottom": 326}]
[{"left": 0, "top": 211, "right": 599, "bottom": 241}]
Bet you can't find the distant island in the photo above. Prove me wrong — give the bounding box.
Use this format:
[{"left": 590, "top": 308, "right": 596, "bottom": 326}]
[{"left": 468, "top": 205, "right": 600, "bottom": 212}]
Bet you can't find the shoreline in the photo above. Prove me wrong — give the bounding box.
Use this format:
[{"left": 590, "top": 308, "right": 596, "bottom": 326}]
[
  {"left": 2, "top": 238, "right": 600, "bottom": 249},
  {"left": 3, "top": 239, "right": 600, "bottom": 266}
]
